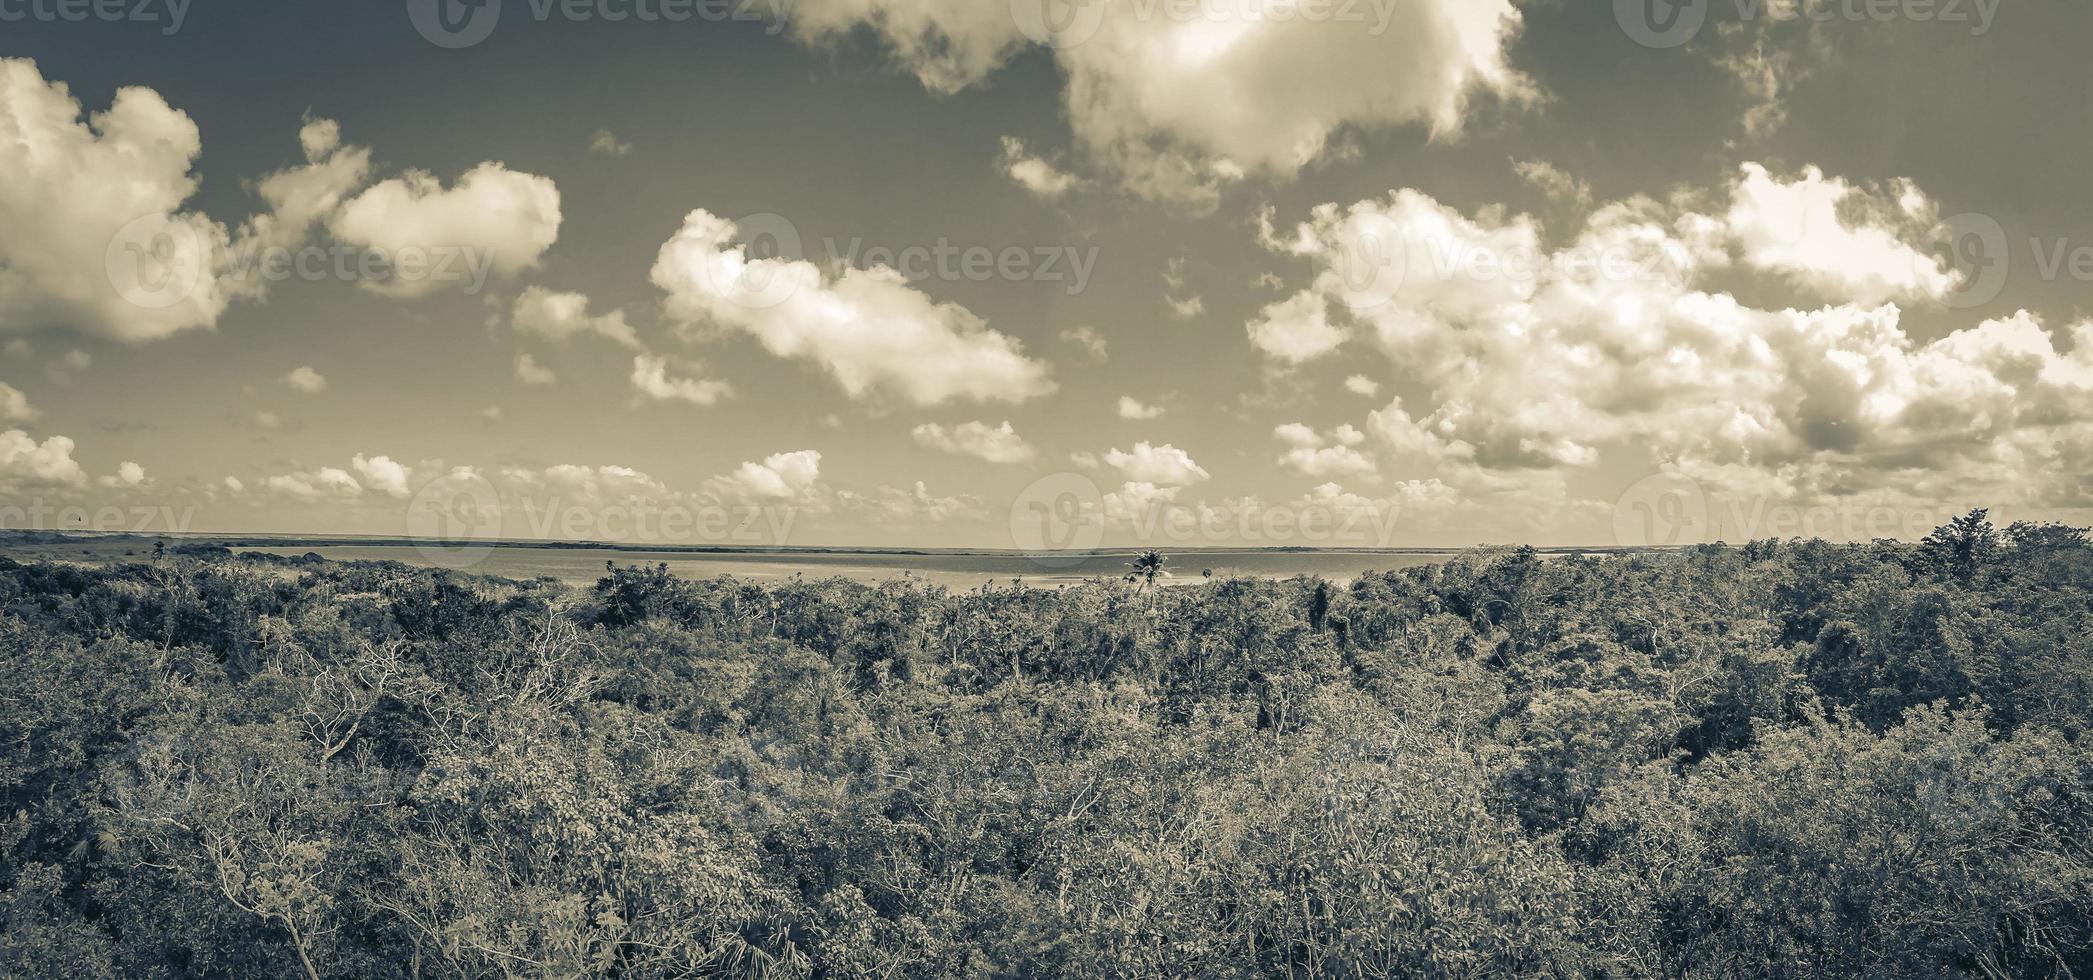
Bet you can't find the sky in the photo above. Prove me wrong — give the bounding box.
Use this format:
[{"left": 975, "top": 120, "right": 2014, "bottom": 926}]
[{"left": 1, "top": 0, "right": 2089, "bottom": 551}]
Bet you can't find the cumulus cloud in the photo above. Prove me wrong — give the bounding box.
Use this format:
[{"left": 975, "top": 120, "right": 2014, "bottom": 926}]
[
  {"left": 1117, "top": 396, "right": 1165, "bottom": 420},
  {"left": 1274, "top": 423, "right": 1377, "bottom": 479},
  {"left": 630, "top": 353, "right": 732, "bottom": 406},
  {"left": 1164, "top": 257, "right": 1205, "bottom": 318},
  {"left": 999, "top": 136, "right": 1081, "bottom": 198},
  {"left": 1343, "top": 375, "right": 1380, "bottom": 397},
  {"left": 704, "top": 450, "right": 826, "bottom": 505},
  {"left": 1513, "top": 159, "right": 1592, "bottom": 210},
  {"left": 1724, "top": 163, "right": 1958, "bottom": 306},
  {"left": 330, "top": 162, "right": 561, "bottom": 298},
  {"left": 1247, "top": 290, "right": 1345, "bottom": 363},
  {"left": 502, "top": 463, "right": 673, "bottom": 509},
  {"left": 0, "top": 429, "right": 86, "bottom": 487},
  {"left": 237, "top": 115, "right": 373, "bottom": 263},
  {"left": 0, "top": 59, "right": 234, "bottom": 341},
  {"left": 1104, "top": 441, "right": 1210, "bottom": 486},
  {"left": 784, "top": 0, "right": 1529, "bottom": 202},
  {"left": 838, "top": 481, "right": 988, "bottom": 526},
  {"left": 261, "top": 467, "right": 363, "bottom": 500},
  {"left": 350, "top": 454, "right": 413, "bottom": 498},
  {"left": 285, "top": 366, "right": 328, "bottom": 393},
  {"left": 1251, "top": 171, "right": 2093, "bottom": 510},
  {"left": 0, "top": 382, "right": 36, "bottom": 422},
  {"left": 515, "top": 352, "right": 556, "bottom": 385},
  {"left": 651, "top": 209, "right": 1053, "bottom": 406},
  {"left": 247, "top": 454, "right": 416, "bottom": 501},
  {"left": 912, "top": 420, "right": 1037, "bottom": 463},
  {"left": 1061, "top": 325, "right": 1109, "bottom": 361},
  {"left": 97, "top": 461, "right": 147, "bottom": 489},
  {"left": 0, "top": 59, "right": 563, "bottom": 339},
  {"left": 511, "top": 286, "right": 639, "bottom": 347},
  {"left": 589, "top": 128, "right": 633, "bottom": 156}
]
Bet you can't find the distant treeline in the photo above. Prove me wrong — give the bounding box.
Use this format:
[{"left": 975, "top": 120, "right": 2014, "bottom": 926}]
[{"left": 2, "top": 511, "right": 2091, "bottom": 978}]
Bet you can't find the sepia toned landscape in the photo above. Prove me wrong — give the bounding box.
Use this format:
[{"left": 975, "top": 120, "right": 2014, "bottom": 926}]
[{"left": 6, "top": 0, "right": 2093, "bottom": 976}]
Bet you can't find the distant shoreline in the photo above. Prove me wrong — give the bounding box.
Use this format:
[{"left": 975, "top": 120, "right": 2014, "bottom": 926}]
[{"left": 0, "top": 528, "right": 1648, "bottom": 559}]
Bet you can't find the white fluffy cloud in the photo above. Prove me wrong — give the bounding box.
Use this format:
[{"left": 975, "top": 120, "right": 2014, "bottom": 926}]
[
  {"left": 1252, "top": 170, "right": 2093, "bottom": 509},
  {"left": 1061, "top": 325, "right": 1109, "bottom": 360},
  {"left": 502, "top": 463, "right": 673, "bottom": 510},
  {"left": 704, "top": 450, "right": 826, "bottom": 504},
  {"left": 1104, "top": 441, "right": 1210, "bottom": 486},
  {"left": 912, "top": 420, "right": 1037, "bottom": 463},
  {"left": 351, "top": 454, "right": 413, "bottom": 498},
  {"left": 785, "top": 0, "right": 1527, "bottom": 203},
  {"left": 515, "top": 352, "right": 556, "bottom": 385},
  {"left": 999, "top": 136, "right": 1081, "bottom": 198},
  {"left": 630, "top": 354, "right": 731, "bottom": 407},
  {"left": 0, "top": 59, "right": 562, "bottom": 339},
  {"left": 1275, "top": 423, "right": 1377, "bottom": 479},
  {"left": 250, "top": 453, "right": 415, "bottom": 501},
  {"left": 1247, "top": 290, "right": 1346, "bottom": 363},
  {"left": 238, "top": 116, "right": 373, "bottom": 263},
  {"left": 260, "top": 467, "right": 364, "bottom": 500},
  {"left": 0, "top": 59, "right": 234, "bottom": 341},
  {"left": 98, "top": 460, "right": 147, "bottom": 489},
  {"left": 651, "top": 209, "right": 1053, "bottom": 406},
  {"left": 837, "top": 481, "right": 988, "bottom": 526},
  {"left": 0, "top": 382, "right": 36, "bottom": 422},
  {"left": 511, "top": 286, "right": 639, "bottom": 347},
  {"left": 330, "top": 162, "right": 561, "bottom": 298},
  {"left": 1117, "top": 396, "right": 1165, "bottom": 420},
  {"left": 1724, "top": 164, "right": 1958, "bottom": 306},
  {"left": 285, "top": 366, "right": 328, "bottom": 393},
  {"left": 0, "top": 429, "right": 85, "bottom": 487}
]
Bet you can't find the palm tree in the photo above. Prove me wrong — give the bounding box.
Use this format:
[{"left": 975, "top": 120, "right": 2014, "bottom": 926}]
[{"left": 1127, "top": 550, "right": 1170, "bottom": 591}]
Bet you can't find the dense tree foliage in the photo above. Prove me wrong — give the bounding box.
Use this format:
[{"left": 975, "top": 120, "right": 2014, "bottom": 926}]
[{"left": 2, "top": 514, "right": 2091, "bottom": 977}]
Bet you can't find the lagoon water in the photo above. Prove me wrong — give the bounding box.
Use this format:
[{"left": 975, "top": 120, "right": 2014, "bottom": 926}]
[{"left": 241, "top": 545, "right": 1462, "bottom": 589}]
